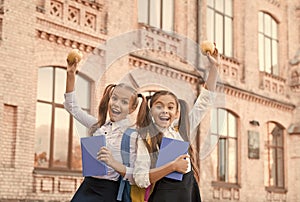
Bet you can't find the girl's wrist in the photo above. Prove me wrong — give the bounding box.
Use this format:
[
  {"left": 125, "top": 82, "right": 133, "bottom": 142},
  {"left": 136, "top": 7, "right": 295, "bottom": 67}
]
[
  {"left": 170, "top": 160, "right": 176, "bottom": 172},
  {"left": 67, "top": 69, "right": 76, "bottom": 75},
  {"left": 110, "top": 159, "right": 117, "bottom": 168}
]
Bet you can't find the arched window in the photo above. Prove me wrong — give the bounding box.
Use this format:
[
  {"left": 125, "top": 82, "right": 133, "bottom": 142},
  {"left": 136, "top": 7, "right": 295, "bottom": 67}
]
[
  {"left": 138, "top": 0, "right": 174, "bottom": 32},
  {"left": 211, "top": 108, "right": 238, "bottom": 183},
  {"left": 34, "top": 66, "right": 91, "bottom": 171},
  {"left": 206, "top": 0, "right": 233, "bottom": 57},
  {"left": 265, "top": 122, "right": 285, "bottom": 188},
  {"left": 258, "top": 12, "right": 279, "bottom": 75}
]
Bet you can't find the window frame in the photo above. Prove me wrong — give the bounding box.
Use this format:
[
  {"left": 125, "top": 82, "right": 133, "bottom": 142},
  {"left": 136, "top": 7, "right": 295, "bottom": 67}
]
[
  {"left": 35, "top": 66, "right": 91, "bottom": 172},
  {"left": 265, "top": 121, "right": 285, "bottom": 190},
  {"left": 211, "top": 108, "right": 239, "bottom": 185},
  {"left": 206, "top": 0, "right": 233, "bottom": 57},
  {"left": 138, "top": 0, "right": 174, "bottom": 32},
  {"left": 258, "top": 12, "right": 279, "bottom": 76}
]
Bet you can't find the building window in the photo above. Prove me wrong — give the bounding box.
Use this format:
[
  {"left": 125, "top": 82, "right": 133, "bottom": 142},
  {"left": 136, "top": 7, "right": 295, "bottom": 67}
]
[
  {"left": 258, "top": 12, "right": 279, "bottom": 75},
  {"left": 265, "top": 122, "right": 284, "bottom": 188},
  {"left": 34, "top": 67, "right": 91, "bottom": 171},
  {"left": 138, "top": 0, "right": 174, "bottom": 32},
  {"left": 206, "top": 0, "right": 233, "bottom": 57},
  {"left": 211, "top": 108, "right": 238, "bottom": 183}
]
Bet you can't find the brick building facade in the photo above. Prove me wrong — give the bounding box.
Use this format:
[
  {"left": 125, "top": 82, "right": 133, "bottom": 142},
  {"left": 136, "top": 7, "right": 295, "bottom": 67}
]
[{"left": 0, "top": 0, "right": 300, "bottom": 201}]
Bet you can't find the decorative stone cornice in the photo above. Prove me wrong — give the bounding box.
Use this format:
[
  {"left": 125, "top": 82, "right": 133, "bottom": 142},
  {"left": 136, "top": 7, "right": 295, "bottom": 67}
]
[
  {"left": 36, "top": 15, "right": 107, "bottom": 53},
  {"left": 265, "top": 0, "right": 280, "bottom": 7},
  {"left": 259, "top": 71, "right": 286, "bottom": 95},
  {"left": 219, "top": 85, "right": 295, "bottom": 112},
  {"left": 71, "top": 0, "right": 104, "bottom": 11},
  {"left": 290, "top": 85, "right": 300, "bottom": 92},
  {"left": 138, "top": 23, "right": 181, "bottom": 43},
  {"left": 37, "top": 30, "right": 95, "bottom": 53},
  {"left": 36, "top": 17, "right": 106, "bottom": 43},
  {"left": 219, "top": 54, "right": 241, "bottom": 82},
  {"left": 129, "top": 56, "right": 200, "bottom": 85},
  {"left": 129, "top": 55, "right": 294, "bottom": 113}
]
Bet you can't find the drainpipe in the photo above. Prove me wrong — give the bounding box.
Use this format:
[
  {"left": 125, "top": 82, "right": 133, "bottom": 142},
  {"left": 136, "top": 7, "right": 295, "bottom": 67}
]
[{"left": 195, "top": 0, "right": 202, "bottom": 182}]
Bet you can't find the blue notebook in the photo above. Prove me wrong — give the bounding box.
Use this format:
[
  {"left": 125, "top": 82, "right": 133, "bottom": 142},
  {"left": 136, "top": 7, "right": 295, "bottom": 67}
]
[
  {"left": 81, "top": 135, "right": 107, "bottom": 176},
  {"left": 156, "top": 137, "right": 190, "bottom": 181}
]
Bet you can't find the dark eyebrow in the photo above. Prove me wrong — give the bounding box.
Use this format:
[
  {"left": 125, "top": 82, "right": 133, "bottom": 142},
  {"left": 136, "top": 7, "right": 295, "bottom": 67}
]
[
  {"left": 111, "top": 93, "right": 130, "bottom": 101},
  {"left": 154, "top": 101, "right": 176, "bottom": 105}
]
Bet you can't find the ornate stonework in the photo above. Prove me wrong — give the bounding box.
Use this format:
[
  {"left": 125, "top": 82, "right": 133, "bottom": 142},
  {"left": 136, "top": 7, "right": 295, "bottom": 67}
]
[
  {"left": 290, "top": 48, "right": 300, "bottom": 92},
  {"left": 35, "top": 0, "right": 107, "bottom": 53},
  {"left": 128, "top": 55, "right": 199, "bottom": 85},
  {"left": 266, "top": 0, "right": 281, "bottom": 7},
  {"left": 221, "top": 85, "right": 294, "bottom": 112}
]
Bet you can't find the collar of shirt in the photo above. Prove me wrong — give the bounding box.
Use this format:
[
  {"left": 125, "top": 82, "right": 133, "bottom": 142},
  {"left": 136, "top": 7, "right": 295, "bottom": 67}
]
[
  {"left": 154, "top": 123, "right": 183, "bottom": 141},
  {"left": 93, "top": 118, "right": 133, "bottom": 137},
  {"left": 111, "top": 118, "right": 131, "bottom": 132}
]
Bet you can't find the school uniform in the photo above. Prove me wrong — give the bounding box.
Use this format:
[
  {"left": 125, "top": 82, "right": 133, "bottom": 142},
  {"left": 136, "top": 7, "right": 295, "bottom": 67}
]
[
  {"left": 133, "top": 87, "right": 216, "bottom": 202},
  {"left": 64, "top": 91, "right": 137, "bottom": 202},
  {"left": 148, "top": 171, "right": 201, "bottom": 202}
]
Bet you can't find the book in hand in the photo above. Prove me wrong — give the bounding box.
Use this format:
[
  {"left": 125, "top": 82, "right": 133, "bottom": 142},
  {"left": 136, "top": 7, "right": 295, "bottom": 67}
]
[
  {"left": 81, "top": 135, "right": 107, "bottom": 176},
  {"left": 156, "top": 137, "right": 189, "bottom": 181}
]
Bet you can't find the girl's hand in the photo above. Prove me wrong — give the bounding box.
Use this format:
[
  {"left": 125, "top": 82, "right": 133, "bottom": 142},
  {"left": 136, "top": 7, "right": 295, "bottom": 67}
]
[
  {"left": 207, "top": 45, "right": 220, "bottom": 67},
  {"left": 66, "top": 58, "right": 79, "bottom": 74},
  {"left": 172, "top": 154, "right": 190, "bottom": 174},
  {"left": 97, "top": 146, "right": 116, "bottom": 167}
]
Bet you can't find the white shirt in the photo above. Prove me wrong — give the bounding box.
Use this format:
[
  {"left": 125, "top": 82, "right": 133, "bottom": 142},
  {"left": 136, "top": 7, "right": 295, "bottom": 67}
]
[
  {"left": 133, "top": 87, "right": 216, "bottom": 188},
  {"left": 64, "top": 91, "right": 137, "bottom": 184}
]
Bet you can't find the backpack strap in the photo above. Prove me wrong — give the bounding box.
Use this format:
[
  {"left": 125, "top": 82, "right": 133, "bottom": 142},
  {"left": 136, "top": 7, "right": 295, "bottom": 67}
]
[
  {"left": 117, "top": 128, "right": 135, "bottom": 202},
  {"left": 121, "top": 128, "right": 134, "bottom": 166}
]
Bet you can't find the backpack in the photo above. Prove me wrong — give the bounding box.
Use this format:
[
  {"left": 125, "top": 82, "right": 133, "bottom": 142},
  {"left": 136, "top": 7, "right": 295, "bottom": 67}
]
[{"left": 117, "top": 128, "right": 152, "bottom": 202}]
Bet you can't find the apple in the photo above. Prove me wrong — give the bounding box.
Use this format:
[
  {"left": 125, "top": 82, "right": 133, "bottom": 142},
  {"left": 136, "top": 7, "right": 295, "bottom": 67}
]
[
  {"left": 67, "top": 49, "right": 83, "bottom": 65},
  {"left": 200, "top": 41, "right": 215, "bottom": 56}
]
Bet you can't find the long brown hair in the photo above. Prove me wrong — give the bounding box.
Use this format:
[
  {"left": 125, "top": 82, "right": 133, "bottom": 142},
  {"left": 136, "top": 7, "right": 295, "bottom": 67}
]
[
  {"left": 136, "top": 91, "right": 178, "bottom": 150},
  {"left": 89, "top": 83, "right": 138, "bottom": 135},
  {"left": 136, "top": 91, "right": 200, "bottom": 182},
  {"left": 178, "top": 99, "right": 200, "bottom": 184}
]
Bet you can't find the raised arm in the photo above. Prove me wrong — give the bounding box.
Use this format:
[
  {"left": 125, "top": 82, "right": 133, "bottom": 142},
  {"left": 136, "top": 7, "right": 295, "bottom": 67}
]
[
  {"left": 188, "top": 48, "right": 219, "bottom": 134},
  {"left": 204, "top": 48, "right": 219, "bottom": 92},
  {"left": 64, "top": 54, "right": 97, "bottom": 131},
  {"left": 66, "top": 59, "right": 78, "bottom": 93}
]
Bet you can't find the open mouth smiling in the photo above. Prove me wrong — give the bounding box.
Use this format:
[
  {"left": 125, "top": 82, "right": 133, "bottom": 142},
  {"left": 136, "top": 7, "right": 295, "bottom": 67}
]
[
  {"left": 159, "top": 116, "right": 170, "bottom": 121},
  {"left": 111, "top": 108, "right": 121, "bottom": 115}
]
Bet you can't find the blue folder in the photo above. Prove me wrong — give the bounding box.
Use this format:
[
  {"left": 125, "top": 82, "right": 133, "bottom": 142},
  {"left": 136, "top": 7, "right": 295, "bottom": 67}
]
[
  {"left": 80, "top": 135, "right": 107, "bottom": 176},
  {"left": 156, "top": 137, "right": 190, "bottom": 181}
]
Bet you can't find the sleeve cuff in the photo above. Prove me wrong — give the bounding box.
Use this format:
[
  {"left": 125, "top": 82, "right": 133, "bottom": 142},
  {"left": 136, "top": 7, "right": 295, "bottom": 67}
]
[
  {"left": 63, "top": 91, "right": 77, "bottom": 109},
  {"left": 64, "top": 91, "right": 76, "bottom": 99},
  {"left": 133, "top": 171, "right": 151, "bottom": 188},
  {"left": 123, "top": 166, "right": 134, "bottom": 184},
  {"left": 199, "top": 87, "right": 216, "bottom": 103}
]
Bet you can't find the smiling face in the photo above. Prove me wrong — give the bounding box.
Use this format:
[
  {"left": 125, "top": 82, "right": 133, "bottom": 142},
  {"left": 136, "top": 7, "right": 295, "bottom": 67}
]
[
  {"left": 150, "top": 93, "right": 179, "bottom": 128},
  {"left": 108, "top": 86, "right": 136, "bottom": 122}
]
